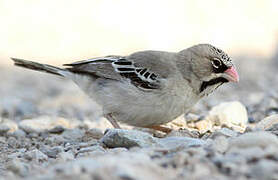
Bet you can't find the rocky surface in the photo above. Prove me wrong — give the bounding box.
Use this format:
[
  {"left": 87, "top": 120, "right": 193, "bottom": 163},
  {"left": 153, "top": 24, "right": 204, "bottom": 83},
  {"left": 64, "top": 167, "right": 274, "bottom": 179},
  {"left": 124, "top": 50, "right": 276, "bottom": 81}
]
[{"left": 1, "top": 56, "right": 278, "bottom": 180}]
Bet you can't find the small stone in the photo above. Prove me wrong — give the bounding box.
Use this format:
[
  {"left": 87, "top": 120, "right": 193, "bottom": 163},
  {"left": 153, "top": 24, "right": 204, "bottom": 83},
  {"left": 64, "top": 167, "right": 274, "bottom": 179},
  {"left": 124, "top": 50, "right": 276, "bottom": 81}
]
[
  {"left": 45, "top": 146, "right": 64, "bottom": 158},
  {"left": 200, "top": 131, "right": 212, "bottom": 140},
  {"left": 78, "top": 145, "right": 105, "bottom": 154},
  {"left": 210, "top": 136, "right": 229, "bottom": 153},
  {"left": 244, "top": 126, "right": 254, "bottom": 133},
  {"left": 51, "top": 152, "right": 173, "bottom": 179},
  {"left": 248, "top": 117, "right": 256, "bottom": 123},
  {"left": 0, "top": 124, "right": 10, "bottom": 135},
  {"left": 256, "top": 114, "right": 278, "bottom": 130},
  {"left": 227, "top": 146, "right": 265, "bottom": 161},
  {"left": 169, "top": 114, "right": 187, "bottom": 127},
  {"left": 76, "top": 145, "right": 106, "bottom": 157},
  {"left": 185, "top": 113, "right": 202, "bottom": 122},
  {"left": 108, "top": 147, "right": 128, "bottom": 154},
  {"left": 266, "top": 107, "right": 278, "bottom": 116},
  {"left": 48, "top": 126, "right": 65, "bottom": 134},
  {"left": 229, "top": 131, "right": 278, "bottom": 149},
  {"left": 27, "top": 132, "right": 39, "bottom": 138},
  {"left": 187, "top": 122, "right": 196, "bottom": 128},
  {"left": 9, "top": 129, "right": 26, "bottom": 138},
  {"left": 24, "top": 149, "right": 48, "bottom": 163},
  {"left": 57, "top": 151, "right": 75, "bottom": 161},
  {"left": 230, "top": 124, "right": 246, "bottom": 133},
  {"left": 265, "top": 123, "right": 278, "bottom": 136},
  {"left": 61, "top": 129, "right": 85, "bottom": 142},
  {"left": 249, "top": 111, "right": 264, "bottom": 124},
  {"left": 101, "top": 129, "right": 159, "bottom": 148},
  {"left": 39, "top": 131, "right": 49, "bottom": 139},
  {"left": 133, "top": 127, "right": 166, "bottom": 138},
  {"left": 6, "top": 159, "right": 30, "bottom": 177},
  {"left": 0, "top": 136, "right": 6, "bottom": 143},
  {"left": 44, "top": 135, "right": 65, "bottom": 145},
  {"left": 195, "top": 120, "right": 213, "bottom": 133},
  {"left": 84, "top": 128, "right": 104, "bottom": 140},
  {"left": 212, "top": 155, "right": 248, "bottom": 177},
  {"left": 209, "top": 128, "right": 238, "bottom": 139},
  {"left": 158, "top": 136, "right": 206, "bottom": 149},
  {"left": 78, "top": 139, "right": 99, "bottom": 148},
  {"left": 2, "top": 120, "right": 18, "bottom": 132},
  {"left": 182, "top": 160, "right": 219, "bottom": 179},
  {"left": 18, "top": 116, "right": 73, "bottom": 134},
  {"left": 206, "top": 101, "right": 248, "bottom": 132},
  {"left": 7, "top": 136, "right": 19, "bottom": 148},
  {"left": 249, "top": 160, "right": 278, "bottom": 179},
  {"left": 167, "top": 129, "right": 199, "bottom": 138}
]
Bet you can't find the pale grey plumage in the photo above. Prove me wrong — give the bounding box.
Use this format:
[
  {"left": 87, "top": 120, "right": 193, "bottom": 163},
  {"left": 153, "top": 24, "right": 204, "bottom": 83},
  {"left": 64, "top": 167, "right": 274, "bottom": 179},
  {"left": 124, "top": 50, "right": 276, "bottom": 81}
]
[{"left": 11, "top": 44, "right": 238, "bottom": 129}]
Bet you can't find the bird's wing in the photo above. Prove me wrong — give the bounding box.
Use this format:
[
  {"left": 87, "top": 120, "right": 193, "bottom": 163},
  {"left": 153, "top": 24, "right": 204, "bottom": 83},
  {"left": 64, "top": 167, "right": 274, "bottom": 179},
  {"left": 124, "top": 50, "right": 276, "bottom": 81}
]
[
  {"left": 64, "top": 51, "right": 176, "bottom": 90},
  {"left": 64, "top": 56, "right": 123, "bottom": 80}
]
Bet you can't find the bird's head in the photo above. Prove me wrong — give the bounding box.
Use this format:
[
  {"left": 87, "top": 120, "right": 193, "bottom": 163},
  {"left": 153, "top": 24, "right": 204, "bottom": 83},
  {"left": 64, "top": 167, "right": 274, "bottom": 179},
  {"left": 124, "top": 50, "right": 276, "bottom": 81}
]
[{"left": 178, "top": 44, "right": 239, "bottom": 96}]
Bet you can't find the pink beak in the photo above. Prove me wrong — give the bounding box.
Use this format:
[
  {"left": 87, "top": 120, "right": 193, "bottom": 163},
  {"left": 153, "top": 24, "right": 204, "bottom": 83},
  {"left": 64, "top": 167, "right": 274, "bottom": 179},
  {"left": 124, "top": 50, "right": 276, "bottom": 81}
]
[{"left": 224, "top": 66, "right": 239, "bottom": 82}]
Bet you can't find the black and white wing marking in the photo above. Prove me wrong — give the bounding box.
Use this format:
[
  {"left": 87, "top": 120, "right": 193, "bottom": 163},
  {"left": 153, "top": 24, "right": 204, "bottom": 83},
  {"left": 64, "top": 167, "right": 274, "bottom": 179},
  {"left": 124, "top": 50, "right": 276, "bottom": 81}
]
[
  {"left": 112, "top": 58, "right": 160, "bottom": 90},
  {"left": 64, "top": 56, "right": 161, "bottom": 90}
]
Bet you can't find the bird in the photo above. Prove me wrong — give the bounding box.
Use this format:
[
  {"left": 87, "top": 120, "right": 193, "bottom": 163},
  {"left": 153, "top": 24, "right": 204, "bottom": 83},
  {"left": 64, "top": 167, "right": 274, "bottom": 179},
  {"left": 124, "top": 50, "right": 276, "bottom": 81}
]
[{"left": 11, "top": 44, "right": 239, "bottom": 133}]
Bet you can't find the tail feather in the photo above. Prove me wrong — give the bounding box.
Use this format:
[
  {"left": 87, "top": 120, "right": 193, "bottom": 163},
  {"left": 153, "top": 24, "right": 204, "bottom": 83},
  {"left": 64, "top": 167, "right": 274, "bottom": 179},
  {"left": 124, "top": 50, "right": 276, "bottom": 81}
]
[{"left": 11, "top": 58, "right": 64, "bottom": 77}]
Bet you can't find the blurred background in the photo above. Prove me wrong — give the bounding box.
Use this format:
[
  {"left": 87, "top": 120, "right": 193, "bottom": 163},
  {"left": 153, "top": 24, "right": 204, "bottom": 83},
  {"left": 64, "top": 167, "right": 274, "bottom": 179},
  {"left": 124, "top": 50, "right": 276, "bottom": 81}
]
[
  {"left": 0, "top": 0, "right": 278, "bottom": 123},
  {"left": 1, "top": 0, "right": 278, "bottom": 64}
]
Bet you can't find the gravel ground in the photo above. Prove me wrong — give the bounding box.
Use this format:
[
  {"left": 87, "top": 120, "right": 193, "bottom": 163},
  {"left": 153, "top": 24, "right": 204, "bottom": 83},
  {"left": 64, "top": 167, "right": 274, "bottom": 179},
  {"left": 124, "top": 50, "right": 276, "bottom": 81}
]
[{"left": 1, "top": 55, "right": 278, "bottom": 180}]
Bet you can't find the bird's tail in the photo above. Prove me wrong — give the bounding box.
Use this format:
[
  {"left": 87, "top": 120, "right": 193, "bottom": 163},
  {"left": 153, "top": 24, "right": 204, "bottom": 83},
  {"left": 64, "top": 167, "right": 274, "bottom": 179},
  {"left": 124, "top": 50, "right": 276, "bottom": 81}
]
[{"left": 11, "top": 58, "right": 65, "bottom": 77}]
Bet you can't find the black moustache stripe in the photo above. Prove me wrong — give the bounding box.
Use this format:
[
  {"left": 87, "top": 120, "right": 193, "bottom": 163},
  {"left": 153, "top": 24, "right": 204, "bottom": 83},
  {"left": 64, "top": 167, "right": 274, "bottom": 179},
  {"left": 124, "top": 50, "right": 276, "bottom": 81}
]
[{"left": 200, "top": 77, "right": 228, "bottom": 93}]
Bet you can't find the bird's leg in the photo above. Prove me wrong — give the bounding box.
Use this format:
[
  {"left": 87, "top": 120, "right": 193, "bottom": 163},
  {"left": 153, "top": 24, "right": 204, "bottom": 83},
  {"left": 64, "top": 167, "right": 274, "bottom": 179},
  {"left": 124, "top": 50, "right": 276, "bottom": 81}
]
[
  {"left": 146, "top": 125, "right": 172, "bottom": 133},
  {"left": 104, "top": 113, "right": 121, "bottom": 129}
]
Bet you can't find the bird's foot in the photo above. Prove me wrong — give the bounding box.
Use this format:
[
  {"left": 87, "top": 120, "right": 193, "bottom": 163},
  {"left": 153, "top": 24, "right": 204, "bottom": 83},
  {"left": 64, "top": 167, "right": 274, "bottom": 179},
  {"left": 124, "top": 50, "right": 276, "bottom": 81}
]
[
  {"left": 146, "top": 125, "right": 172, "bottom": 133},
  {"left": 105, "top": 113, "right": 121, "bottom": 129}
]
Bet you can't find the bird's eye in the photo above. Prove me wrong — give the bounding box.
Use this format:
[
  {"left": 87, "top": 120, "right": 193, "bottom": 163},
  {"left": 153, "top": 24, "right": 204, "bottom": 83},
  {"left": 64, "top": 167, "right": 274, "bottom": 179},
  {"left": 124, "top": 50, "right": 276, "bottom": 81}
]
[{"left": 211, "top": 58, "right": 222, "bottom": 68}]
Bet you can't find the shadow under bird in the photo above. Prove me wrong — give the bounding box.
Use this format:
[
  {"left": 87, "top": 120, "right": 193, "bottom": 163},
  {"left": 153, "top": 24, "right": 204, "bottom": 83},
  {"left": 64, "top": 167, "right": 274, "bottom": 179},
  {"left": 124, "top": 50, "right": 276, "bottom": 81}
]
[{"left": 11, "top": 44, "right": 239, "bottom": 133}]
